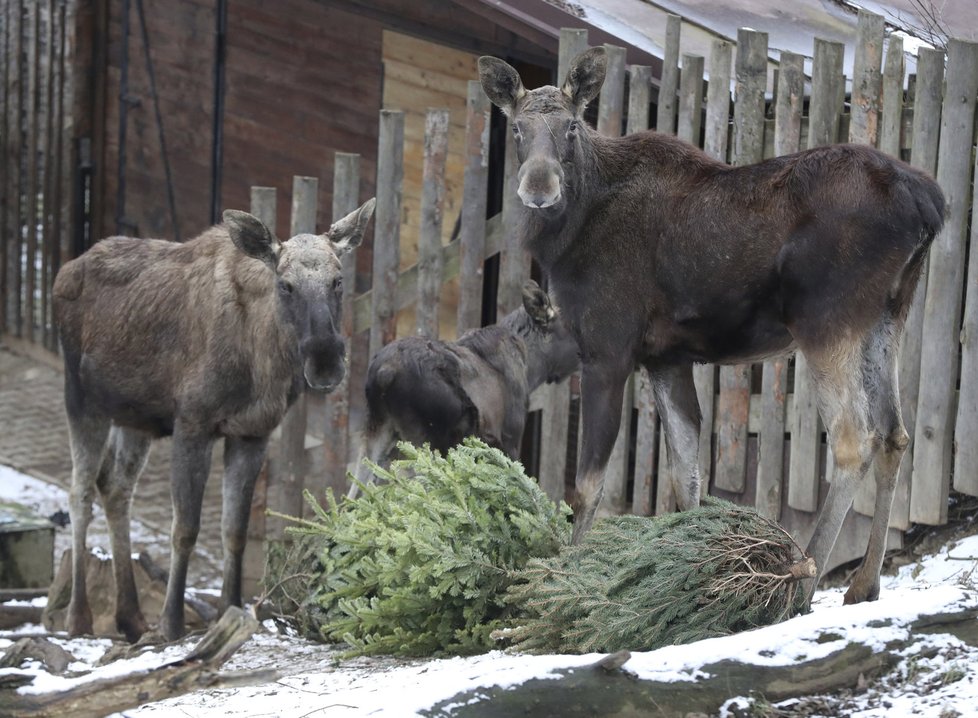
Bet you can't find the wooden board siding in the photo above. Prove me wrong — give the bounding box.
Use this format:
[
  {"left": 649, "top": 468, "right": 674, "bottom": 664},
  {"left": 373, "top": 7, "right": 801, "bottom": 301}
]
[{"left": 381, "top": 30, "right": 478, "bottom": 339}]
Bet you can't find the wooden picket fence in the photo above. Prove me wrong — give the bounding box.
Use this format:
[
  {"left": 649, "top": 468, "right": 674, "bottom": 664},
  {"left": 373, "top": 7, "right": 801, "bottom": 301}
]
[
  {"left": 1, "top": 1, "right": 976, "bottom": 568},
  {"left": 247, "top": 12, "right": 978, "bottom": 568}
]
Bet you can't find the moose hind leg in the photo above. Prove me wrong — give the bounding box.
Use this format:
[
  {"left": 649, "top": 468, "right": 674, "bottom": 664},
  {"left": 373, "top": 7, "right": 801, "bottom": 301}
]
[
  {"left": 802, "top": 340, "right": 880, "bottom": 605},
  {"left": 648, "top": 364, "right": 703, "bottom": 511},
  {"left": 96, "top": 427, "right": 152, "bottom": 642},
  {"left": 221, "top": 436, "right": 268, "bottom": 608},
  {"left": 160, "top": 423, "right": 214, "bottom": 640},
  {"left": 845, "top": 316, "right": 909, "bottom": 605},
  {"left": 66, "top": 412, "right": 110, "bottom": 636}
]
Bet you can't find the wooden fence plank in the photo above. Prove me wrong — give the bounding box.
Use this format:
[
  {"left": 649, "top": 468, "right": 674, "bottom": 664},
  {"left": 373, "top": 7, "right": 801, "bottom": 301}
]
[
  {"left": 879, "top": 36, "right": 904, "bottom": 158},
  {"left": 0, "top": 0, "right": 9, "bottom": 333},
  {"left": 676, "top": 53, "right": 703, "bottom": 145},
  {"left": 912, "top": 40, "right": 978, "bottom": 524},
  {"left": 597, "top": 43, "right": 629, "bottom": 515},
  {"left": 655, "top": 14, "right": 680, "bottom": 134},
  {"left": 955, "top": 154, "right": 978, "bottom": 498},
  {"left": 456, "top": 82, "right": 489, "bottom": 334},
  {"left": 848, "top": 9, "right": 884, "bottom": 146},
  {"left": 275, "top": 176, "right": 317, "bottom": 525},
  {"left": 626, "top": 65, "right": 651, "bottom": 134},
  {"left": 597, "top": 44, "right": 625, "bottom": 137},
  {"left": 417, "top": 108, "right": 449, "bottom": 338},
  {"left": 496, "top": 119, "right": 527, "bottom": 317},
  {"left": 756, "top": 50, "right": 803, "bottom": 521},
  {"left": 895, "top": 46, "right": 943, "bottom": 529},
  {"left": 557, "top": 27, "right": 588, "bottom": 81},
  {"left": 631, "top": 369, "right": 658, "bottom": 515},
  {"left": 5, "top": 0, "right": 21, "bottom": 335},
  {"left": 322, "top": 153, "right": 360, "bottom": 497},
  {"left": 789, "top": 38, "right": 843, "bottom": 513},
  {"left": 370, "top": 109, "right": 404, "bottom": 357},
  {"left": 715, "top": 28, "right": 766, "bottom": 494},
  {"left": 691, "top": 39, "right": 732, "bottom": 494},
  {"left": 23, "top": 0, "right": 37, "bottom": 342},
  {"left": 41, "top": 0, "right": 57, "bottom": 349}
]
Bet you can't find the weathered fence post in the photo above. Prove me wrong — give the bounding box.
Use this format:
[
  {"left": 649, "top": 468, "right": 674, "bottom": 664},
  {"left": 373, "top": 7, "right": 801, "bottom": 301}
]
[
  {"left": 321, "top": 153, "right": 360, "bottom": 498},
  {"left": 598, "top": 43, "right": 629, "bottom": 516},
  {"left": 5, "top": 0, "right": 23, "bottom": 335},
  {"left": 756, "top": 50, "right": 804, "bottom": 521},
  {"left": 912, "top": 40, "right": 978, "bottom": 524},
  {"left": 496, "top": 118, "right": 527, "bottom": 317},
  {"left": 715, "top": 28, "right": 767, "bottom": 495},
  {"left": 456, "top": 82, "right": 490, "bottom": 335},
  {"left": 271, "top": 177, "right": 317, "bottom": 528},
  {"left": 245, "top": 185, "right": 276, "bottom": 575},
  {"left": 848, "top": 9, "right": 884, "bottom": 146},
  {"left": 955, "top": 147, "right": 978, "bottom": 499},
  {"left": 788, "top": 37, "right": 844, "bottom": 513},
  {"left": 878, "top": 36, "right": 904, "bottom": 158},
  {"left": 656, "top": 14, "right": 680, "bottom": 134},
  {"left": 676, "top": 53, "right": 703, "bottom": 145},
  {"left": 370, "top": 109, "right": 404, "bottom": 359},
  {"left": 537, "top": 28, "right": 589, "bottom": 504},
  {"left": 626, "top": 65, "right": 651, "bottom": 135},
  {"left": 894, "top": 46, "right": 944, "bottom": 528},
  {"left": 417, "top": 108, "right": 449, "bottom": 338},
  {"left": 24, "top": 0, "right": 38, "bottom": 343}
]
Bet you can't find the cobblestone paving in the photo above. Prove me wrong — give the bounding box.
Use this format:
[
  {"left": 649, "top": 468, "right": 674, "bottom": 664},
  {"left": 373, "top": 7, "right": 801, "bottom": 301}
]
[{"left": 0, "top": 341, "right": 224, "bottom": 586}]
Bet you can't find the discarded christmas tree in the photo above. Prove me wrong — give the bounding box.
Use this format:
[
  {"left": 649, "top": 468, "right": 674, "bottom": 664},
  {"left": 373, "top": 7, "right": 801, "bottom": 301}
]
[
  {"left": 263, "top": 438, "right": 571, "bottom": 657},
  {"left": 503, "top": 497, "right": 815, "bottom": 654}
]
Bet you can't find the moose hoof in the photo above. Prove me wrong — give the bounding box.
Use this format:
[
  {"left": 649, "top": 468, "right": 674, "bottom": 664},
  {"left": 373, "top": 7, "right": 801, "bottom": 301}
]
[
  {"left": 843, "top": 579, "right": 880, "bottom": 605},
  {"left": 66, "top": 605, "right": 94, "bottom": 637},
  {"left": 117, "top": 612, "right": 149, "bottom": 644}
]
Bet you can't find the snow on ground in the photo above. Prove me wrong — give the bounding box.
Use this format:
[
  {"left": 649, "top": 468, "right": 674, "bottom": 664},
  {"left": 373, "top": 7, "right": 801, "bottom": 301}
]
[{"left": 2, "top": 465, "right": 977, "bottom": 717}]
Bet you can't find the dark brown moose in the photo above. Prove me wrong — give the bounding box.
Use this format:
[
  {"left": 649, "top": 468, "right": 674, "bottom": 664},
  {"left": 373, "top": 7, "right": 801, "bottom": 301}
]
[
  {"left": 53, "top": 198, "right": 375, "bottom": 641},
  {"left": 351, "top": 279, "right": 579, "bottom": 496},
  {"left": 479, "top": 47, "right": 945, "bottom": 606}
]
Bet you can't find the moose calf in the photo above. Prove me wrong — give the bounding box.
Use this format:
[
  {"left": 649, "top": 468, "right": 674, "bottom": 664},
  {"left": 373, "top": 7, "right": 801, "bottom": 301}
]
[
  {"left": 351, "top": 280, "right": 579, "bottom": 495},
  {"left": 53, "top": 198, "right": 375, "bottom": 641}
]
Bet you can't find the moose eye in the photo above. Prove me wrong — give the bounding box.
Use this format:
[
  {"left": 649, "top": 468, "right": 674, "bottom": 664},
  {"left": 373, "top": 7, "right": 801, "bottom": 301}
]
[
  {"left": 279, "top": 279, "right": 294, "bottom": 295},
  {"left": 511, "top": 123, "right": 523, "bottom": 142},
  {"left": 332, "top": 277, "right": 343, "bottom": 293}
]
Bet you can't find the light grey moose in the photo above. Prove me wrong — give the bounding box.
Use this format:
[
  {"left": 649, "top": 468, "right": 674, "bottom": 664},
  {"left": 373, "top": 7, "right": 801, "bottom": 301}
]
[
  {"left": 53, "top": 198, "right": 375, "bottom": 641},
  {"left": 351, "top": 279, "right": 579, "bottom": 496},
  {"left": 478, "top": 48, "right": 945, "bottom": 606}
]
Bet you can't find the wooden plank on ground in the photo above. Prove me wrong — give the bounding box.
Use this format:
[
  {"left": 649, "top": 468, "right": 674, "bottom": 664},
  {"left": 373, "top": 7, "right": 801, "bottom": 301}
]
[
  {"left": 456, "top": 81, "right": 489, "bottom": 334},
  {"left": 370, "top": 109, "right": 404, "bottom": 358},
  {"left": 655, "top": 15, "right": 680, "bottom": 134},
  {"left": 757, "top": 50, "right": 803, "bottom": 521},
  {"left": 416, "top": 108, "right": 449, "bottom": 338},
  {"left": 714, "top": 28, "right": 767, "bottom": 494},
  {"left": 911, "top": 39, "right": 978, "bottom": 525},
  {"left": 848, "top": 9, "right": 884, "bottom": 147},
  {"left": 789, "top": 38, "right": 843, "bottom": 513},
  {"left": 895, "top": 46, "right": 943, "bottom": 529}
]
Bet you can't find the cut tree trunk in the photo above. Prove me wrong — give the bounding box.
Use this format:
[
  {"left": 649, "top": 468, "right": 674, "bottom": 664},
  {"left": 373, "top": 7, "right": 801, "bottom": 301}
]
[
  {"left": 0, "top": 607, "right": 274, "bottom": 718},
  {"left": 426, "top": 608, "right": 978, "bottom": 718}
]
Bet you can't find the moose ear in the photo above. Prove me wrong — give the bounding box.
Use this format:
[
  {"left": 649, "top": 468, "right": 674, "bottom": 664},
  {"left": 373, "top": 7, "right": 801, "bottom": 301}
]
[
  {"left": 478, "top": 56, "right": 526, "bottom": 116},
  {"left": 561, "top": 47, "right": 607, "bottom": 115},
  {"left": 522, "top": 279, "right": 556, "bottom": 326},
  {"left": 328, "top": 197, "right": 376, "bottom": 255},
  {"left": 223, "top": 209, "right": 278, "bottom": 266}
]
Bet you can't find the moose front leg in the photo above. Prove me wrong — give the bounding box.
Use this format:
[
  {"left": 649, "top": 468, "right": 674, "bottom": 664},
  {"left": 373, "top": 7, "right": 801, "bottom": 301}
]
[
  {"left": 648, "top": 363, "right": 703, "bottom": 511},
  {"left": 220, "top": 435, "right": 269, "bottom": 608},
  {"left": 572, "top": 360, "right": 632, "bottom": 544},
  {"left": 160, "top": 424, "right": 214, "bottom": 641}
]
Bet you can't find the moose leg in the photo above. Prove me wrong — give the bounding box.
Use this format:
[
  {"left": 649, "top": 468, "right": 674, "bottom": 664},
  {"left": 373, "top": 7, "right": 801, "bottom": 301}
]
[
  {"left": 96, "top": 427, "right": 152, "bottom": 642},
  {"left": 221, "top": 436, "right": 269, "bottom": 609},
  {"left": 845, "top": 317, "right": 909, "bottom": 605},
  {"left": 572, "top": 360, "right": 632, "bottom": 544},
  {"left": 66, "top": 412, "right": 110, "bottom": 637},
  {"left": 349, "top": 422, "right": 396, "bottom": 499},
  {"left": 160, "top": 424, "right": 214, "bottom": 640},
  {"left": 802, "top": 341, "right": 880, "bottom": 605},
  {"left": 648, "top": 363, "right": 703, "bottom": 511}
]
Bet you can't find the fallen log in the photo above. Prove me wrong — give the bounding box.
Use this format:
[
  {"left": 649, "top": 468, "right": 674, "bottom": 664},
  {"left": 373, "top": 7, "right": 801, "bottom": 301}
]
[
  {"left": 0, "top": 605, "right": 43, "bottom": 631},
  {"left": 426, "top": 607, "right": 978, "bottom": 718},
  {"left": 0, "top": 606, "right": 274, "bottom": 718}
]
